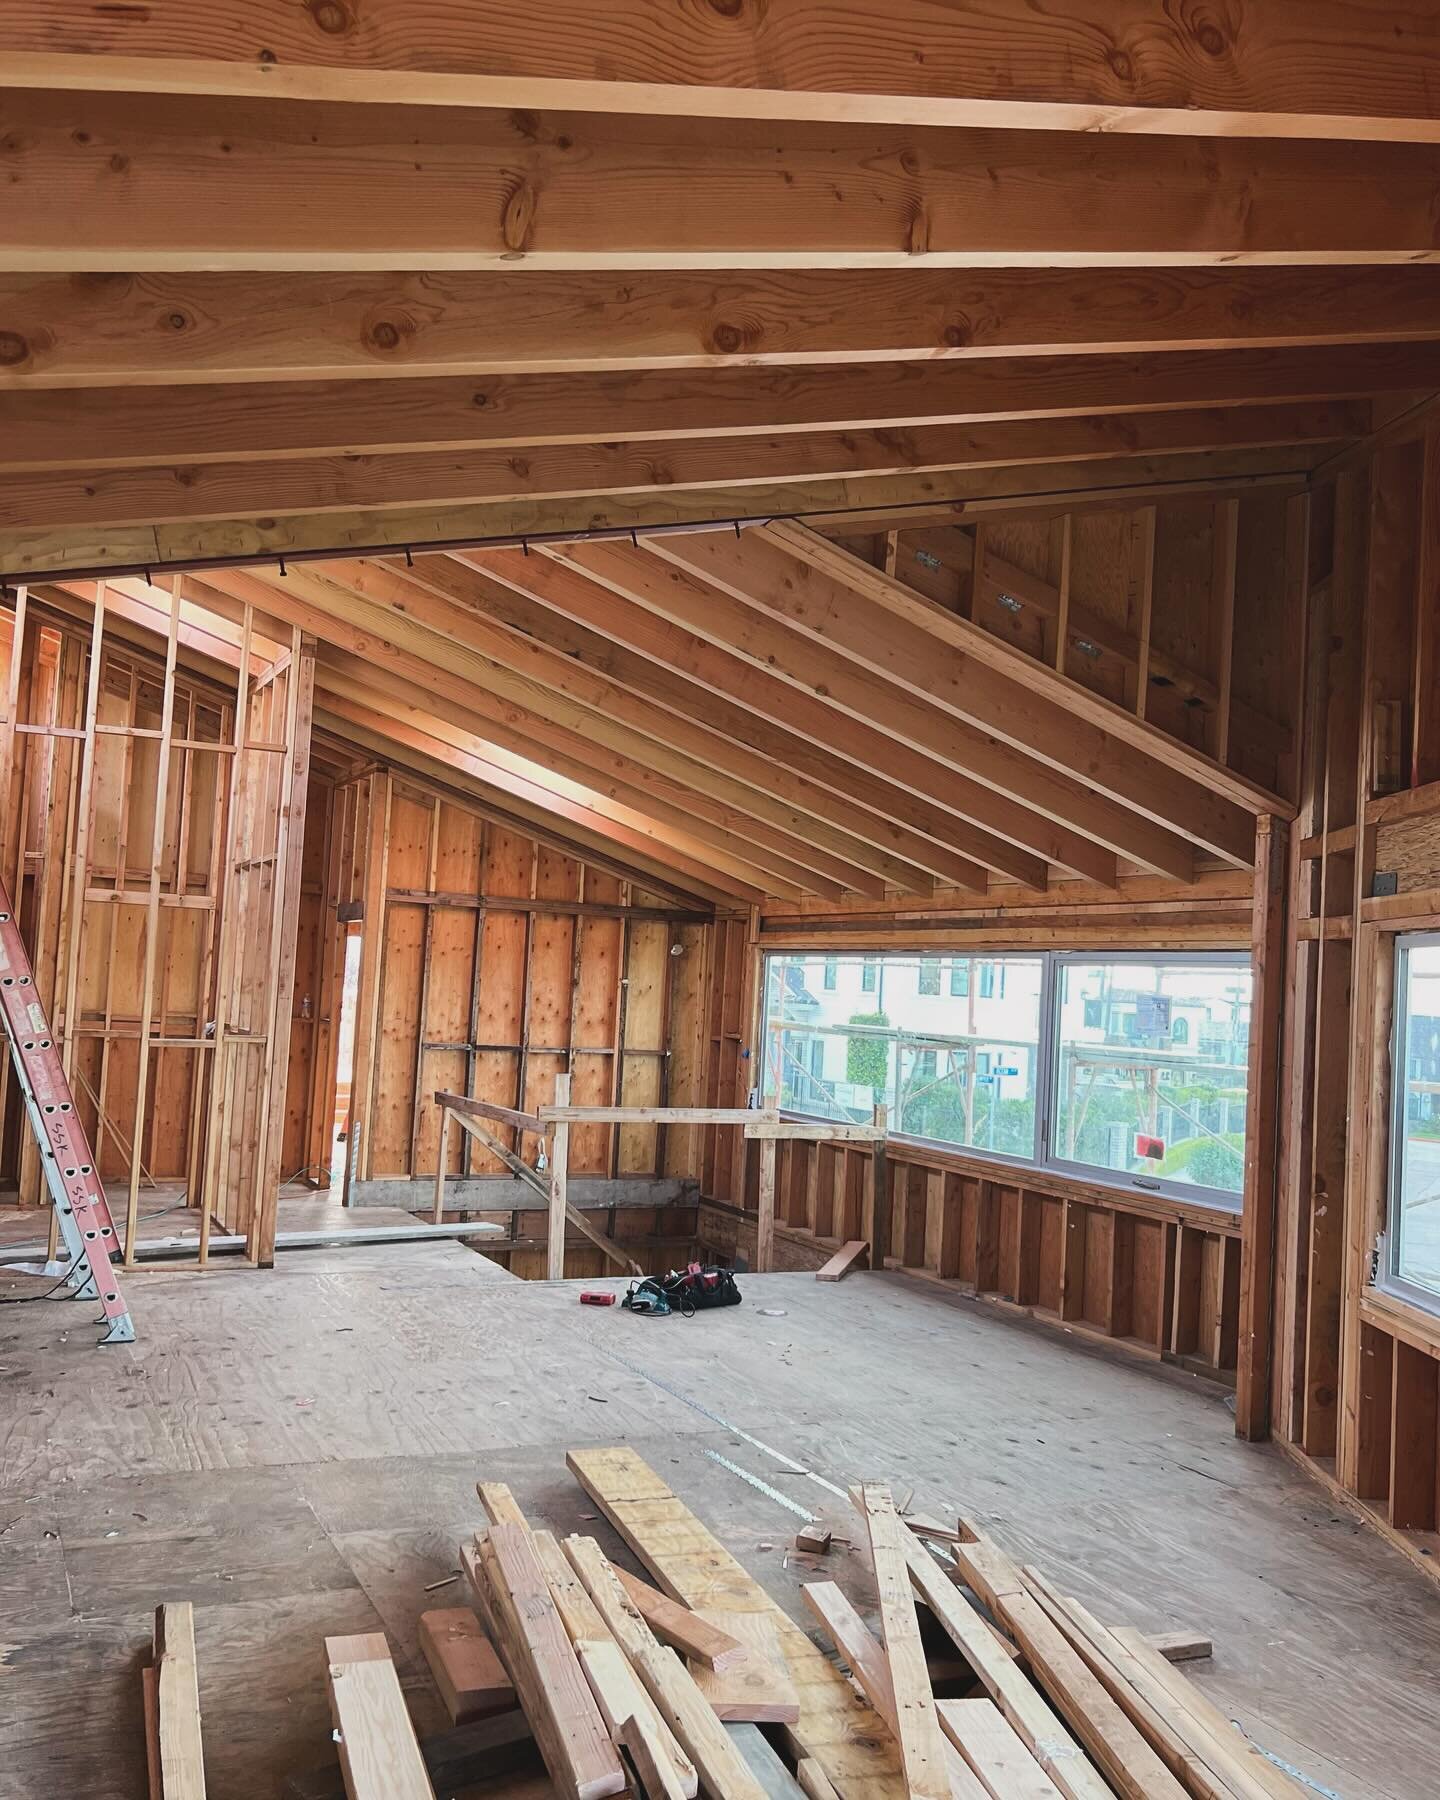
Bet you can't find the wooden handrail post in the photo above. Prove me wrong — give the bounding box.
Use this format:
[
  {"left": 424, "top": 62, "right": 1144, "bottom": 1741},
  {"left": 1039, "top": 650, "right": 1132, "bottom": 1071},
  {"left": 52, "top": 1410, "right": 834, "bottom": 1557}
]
[
  {"left": 868, "top": 1103, "right": 890, "bottom": 1271},
  {"left": 546, "top": 1072, "right": 572, "bottom": 1281},
  {"left": 432, "top": 1106, "right": 449, "bottom": 1224},
  {"left": 756, "top": 1132, "right": 777, "bottom": 1273}
]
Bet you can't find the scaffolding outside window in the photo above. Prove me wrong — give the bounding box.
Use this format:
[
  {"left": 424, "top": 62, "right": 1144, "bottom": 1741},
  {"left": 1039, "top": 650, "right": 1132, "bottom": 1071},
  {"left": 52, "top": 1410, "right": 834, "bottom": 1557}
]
[
  {"left": 760, "top": 949, "right": 1252, "bottom": 1211},
  {"left": 1383, "top": 935, "right": 1440, "bottom": 1312}
]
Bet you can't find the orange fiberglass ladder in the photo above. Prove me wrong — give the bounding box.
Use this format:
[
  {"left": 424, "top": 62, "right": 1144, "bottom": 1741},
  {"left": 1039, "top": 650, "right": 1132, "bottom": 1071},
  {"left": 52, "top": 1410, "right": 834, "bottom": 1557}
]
[{"left": 0, "top": 877, "right": 135, "bottom": 1345}]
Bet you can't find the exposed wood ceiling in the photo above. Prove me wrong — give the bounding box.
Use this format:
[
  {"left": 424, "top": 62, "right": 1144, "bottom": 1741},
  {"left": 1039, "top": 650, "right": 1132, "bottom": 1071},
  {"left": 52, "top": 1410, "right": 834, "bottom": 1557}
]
[{"left": 4, "top": 3, "right": 1435, "bottom": 903}]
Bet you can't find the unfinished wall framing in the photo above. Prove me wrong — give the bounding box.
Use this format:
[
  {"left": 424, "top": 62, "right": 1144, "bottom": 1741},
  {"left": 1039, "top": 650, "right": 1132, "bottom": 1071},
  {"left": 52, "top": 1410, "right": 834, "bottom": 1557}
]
[
  {"left": 1276, "top": 413, "right": 1440, "bottom": 1579},
  {"left": 0, "top": 580, "right": 315, "bottom": 1265},
  {"left": 331, "top": 763, "right": 713, "bottom": 1277}
]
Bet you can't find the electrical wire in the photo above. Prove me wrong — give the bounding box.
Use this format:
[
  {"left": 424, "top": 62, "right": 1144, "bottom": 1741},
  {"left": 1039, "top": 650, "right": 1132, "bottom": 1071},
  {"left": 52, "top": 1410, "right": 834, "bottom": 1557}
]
[{"left": 0, "top": 1266, "right": 80, "bottom": 1304}]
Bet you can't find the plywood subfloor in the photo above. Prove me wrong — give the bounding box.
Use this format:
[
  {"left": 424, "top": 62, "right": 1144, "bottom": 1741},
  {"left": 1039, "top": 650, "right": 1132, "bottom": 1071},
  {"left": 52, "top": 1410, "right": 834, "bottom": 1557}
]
[{"left": 2, "top": 1256, "right": 1435, "bottom": 1800}]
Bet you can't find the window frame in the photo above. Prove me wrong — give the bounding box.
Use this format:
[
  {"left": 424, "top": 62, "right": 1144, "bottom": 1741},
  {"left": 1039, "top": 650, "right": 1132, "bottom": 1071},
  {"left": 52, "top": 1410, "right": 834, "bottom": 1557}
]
[
  {"left": 1040, "top": 950, "right": 1250, "bottom": 1214},
  {"left": 761, "top": 947, "right": 1252, "bottom": 1215},
  {"left": 1380, "top": 931, "right": 1440, "bottom": 1315}
]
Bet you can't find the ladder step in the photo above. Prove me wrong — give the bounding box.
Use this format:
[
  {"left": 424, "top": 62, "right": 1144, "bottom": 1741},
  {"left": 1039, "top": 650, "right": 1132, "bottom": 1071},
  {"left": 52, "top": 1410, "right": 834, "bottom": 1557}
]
[{"left": 0, "top": 881, "right": 136, "bottom": 1346}]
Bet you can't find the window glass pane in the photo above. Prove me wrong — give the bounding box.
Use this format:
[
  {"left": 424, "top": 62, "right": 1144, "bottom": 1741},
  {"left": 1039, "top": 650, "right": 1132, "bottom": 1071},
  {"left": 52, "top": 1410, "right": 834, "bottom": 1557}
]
[
  {"left": 1393, "top": 942, "right": 1440, "bottom": 1302},
  {"left": 762, "top": 951, "right": 1042, "bottom": 1155},
  {"left": 1052, "top": 958, "right": 1250, "bottom": 1199}
]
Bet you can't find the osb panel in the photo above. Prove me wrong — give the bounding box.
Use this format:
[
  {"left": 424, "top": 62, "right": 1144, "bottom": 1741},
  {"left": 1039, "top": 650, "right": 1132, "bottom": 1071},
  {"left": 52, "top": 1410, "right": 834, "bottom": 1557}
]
[{"left": 1376, "top": 812, "right": 1440, "bottom": 894}]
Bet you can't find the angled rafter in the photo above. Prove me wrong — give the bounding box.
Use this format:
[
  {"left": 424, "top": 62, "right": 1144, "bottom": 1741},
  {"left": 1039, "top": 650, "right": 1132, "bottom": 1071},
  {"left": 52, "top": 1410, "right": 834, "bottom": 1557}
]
[
  {"left": 319, "top": 689, "right": 774, "bottom": 908},
  {"left": 545, "top": 536, "right": 1197, "bottom": 878},
  {"left": 5, "top": 3, "right": 1440, "bottom": 142},
  {"left": 199, "top": 558, "right": 944, "bottom": 896},
  {"left": 315, "top": 645, "right": 859, "bottom": 901},
  {"left": 460, "top": 546, "right": 1094, "bottom": 887},
  {"left": 651, "top": 528, "right": 1260, "bottom": 866}
]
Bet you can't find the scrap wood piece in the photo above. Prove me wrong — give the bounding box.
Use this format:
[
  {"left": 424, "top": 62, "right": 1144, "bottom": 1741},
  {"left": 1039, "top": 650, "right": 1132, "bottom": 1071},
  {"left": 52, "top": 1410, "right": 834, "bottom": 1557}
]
[
  {"left": 615, "top": 1566, "right": 750, "bottom": 1672},
  {"left": 567, "top": 1446, "right": 907, "bottom": 1800},
  {"left": 478, "top": 1524, "right": 628, "bottom": 1800},
  {"left": 324, "top": 1632, "right": 435, "bottom": 1800},
  {"left": 815, "top": 1240, "right": 868, "bottom": 1283},
  {"left": 534, "top": 1529, "right": 698, "bottom": 1799},
  {"left": 149, "top": 1602, "right": 207, "bottom": 1800},
  {"left": 948, "top": 1531, "right": 1188, "bottom": 1800},
  {"left": 1147, "top": 1631, "right": 1212, "bottom": 1666},
  {"left": 871, "top": 1509, "right": 1112, "bottom": 1800},
  {"left": 726, "top": 1722, "right": 809, "bottom": 1798},
  {"left": 689, "top": 1610, "right": 801, "bottom": 1723},
  {"left": 563, "top": 1533, "right": 772, "bottom": 1800},
  {"left": 623, "top": 1711, "right": 694, "bottom": 1800},
  {"left": 937, "top": 1699, "right": 1065, "bottom": 1800},
  {"left": 795, "top": 1759, "right": 841, "bottom": 1800},
  {"left": 795, "top": 1526, "right": 832, "bottom": 1555},
  {"left": 858, "top": 1482, "right": 952, "bottom": 1800},
  {"left": 1019, "top": 1578, "right": 1240, "bottom": 1800},
  {"left": 477, "top": 1480, "right": 532, "bottom": 1528},
  {"left": 418, "top": 1607, "right": 515, "bottom": 1724},
  {"left": 1109, "top": 1627, "right": 1306, "bottom": 1800},
  {"left": 802, "top": 1580, "right": 988, "bottom": 1800},
  {"left": 281, "top": 1709, "right": 540, "bottom": 1800}
]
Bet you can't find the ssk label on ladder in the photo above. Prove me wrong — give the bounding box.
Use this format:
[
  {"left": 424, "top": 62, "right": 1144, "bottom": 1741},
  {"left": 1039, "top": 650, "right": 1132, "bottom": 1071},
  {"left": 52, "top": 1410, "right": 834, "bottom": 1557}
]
[{"left": 0, "top": 882, "right": 135, "bottom": 1345}]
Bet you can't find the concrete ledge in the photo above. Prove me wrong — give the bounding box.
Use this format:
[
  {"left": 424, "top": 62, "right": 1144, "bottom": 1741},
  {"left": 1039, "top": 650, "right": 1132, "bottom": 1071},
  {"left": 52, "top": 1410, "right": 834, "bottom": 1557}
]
[{"left": 350, "top": 1175, "right": 698, "bottom": 1211}]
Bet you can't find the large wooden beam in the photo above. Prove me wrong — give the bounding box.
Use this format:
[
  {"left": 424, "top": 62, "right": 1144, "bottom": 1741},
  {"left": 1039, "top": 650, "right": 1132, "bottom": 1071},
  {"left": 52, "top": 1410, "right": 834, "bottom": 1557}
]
[
  {"left": 0, "top": 454, "right": 1311, "bottom": 582},
  {"left": 0, "top": 344, "right": 1413, "bottom": 472},
  {"left": 0, "top": 403, "right": 1359, "bottom": 533},
  {"left": 2, "top": 270, "right": 1434, "bottom": 388},
  {"left": 3, "top": 91, "right": 1440, "bottom": 271},
  {"left": 6, "top": 6, "right": 1440, "bottom": 140}
]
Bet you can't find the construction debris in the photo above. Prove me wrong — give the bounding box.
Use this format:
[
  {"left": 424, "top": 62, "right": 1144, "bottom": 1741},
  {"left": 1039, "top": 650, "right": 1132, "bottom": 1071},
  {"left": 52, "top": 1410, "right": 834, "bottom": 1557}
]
[{"left": 148, "top": 1449, "right": 1299, "bottom": 1799}]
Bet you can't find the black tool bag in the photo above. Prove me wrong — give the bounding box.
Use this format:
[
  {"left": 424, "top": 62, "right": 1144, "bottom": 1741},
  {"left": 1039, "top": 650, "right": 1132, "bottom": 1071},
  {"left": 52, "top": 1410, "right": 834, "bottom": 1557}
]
[{"left": 662, "top": 1261, "right": 742, "bottom": 1315}]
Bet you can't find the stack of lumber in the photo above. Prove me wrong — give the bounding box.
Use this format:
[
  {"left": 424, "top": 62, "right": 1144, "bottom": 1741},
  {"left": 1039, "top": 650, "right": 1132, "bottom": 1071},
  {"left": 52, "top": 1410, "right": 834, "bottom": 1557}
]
[{"left": 145, "top": 1448, "right": 1310, "bottom": 1800}]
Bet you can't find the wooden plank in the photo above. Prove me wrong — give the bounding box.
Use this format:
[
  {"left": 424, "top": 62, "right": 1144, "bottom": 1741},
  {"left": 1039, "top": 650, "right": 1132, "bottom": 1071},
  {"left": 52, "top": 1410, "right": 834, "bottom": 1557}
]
[
  {"left": 418, "top": 1608, "right": 515, "bottom": 1725},
  {"left": 623, "top": 1711, "right": 694, "bottom": 1800},
  {"left": 613, "top": 1568, "right": 749, "bottom": 1673},
  {"left": 283, "top": 1711, "right": 540, "bottom": 1800},
  {"left": 531, "top": 1532, "right": 699, "bottom": 1800},
  {"left": 11, "top": 5, "right": 1440, "bottom": 141},
  {"left": 689, "top": 1611, "right": 799, "bottom": 1724},
  {"left": 868, "top": 1510, "right": 1111, "bottom": 1800},
  {"left": 857, "top": 1482, "right": 950, "bottom": 1800},
  {"left": 726, "top": 1724, "right": 808, "bottom": 1800},
  {"left": 949, "top": 1535, "right": 1188, "bottom": 1800},
  {"left": 800, "top": 1580, "right": 988, "bottom": 1800},
  {"left": 324, "top": 1633, "right": 435, "bottom": 1800},
  {"left": 152, "top": 1602, "right": 207, "bottom": 1800},
  {"left": 0, "top": 341, "right": 1407, "bottom": 475},
  {"left": 477, "top": 1524, "right": 627, "bottom": 1800},
  {"left": 1, "top": 268, "right": 1436, "bottom": 388},
  {"left": 936, "top": 1700, "right": 1064, "bottom": 1800},
  {"left": 756, "top": 1134, "right": 778, "bottom": 1273},
  {"left": 562, "top": 1535, "right": 771, "bottom": 1800},
  {"left": 546, "top": 1072, "right": 573, "bottom": 1281},
  {"left": 1237, "top": 811, "right": 1291, "bottom": 1439},
  {"left": 815, "top": 1239, "right": 869, "bottom": 1283},
  {"left": 6, "top": 92, "right": 1440, "bottom": 270},
  {"left": 567, "top": 1448, "right": 906, "bottom": 1799}
]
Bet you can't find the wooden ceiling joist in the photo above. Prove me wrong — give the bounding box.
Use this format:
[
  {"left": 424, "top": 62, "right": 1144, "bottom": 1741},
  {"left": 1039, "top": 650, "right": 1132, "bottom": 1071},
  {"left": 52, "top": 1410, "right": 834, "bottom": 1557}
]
[
  {"left": 4, "top": 91, "right": 1440, "bottom": 276},
  {"left": 5, "top": 2, "right": 1439, "bottom": 142},
  {"left": 3, "top": 345, "right": 1416, "bottom": 473},
  {"left": 5, "top": 269, "right": 1440, "bottom": 388},
  {"left": 0, "top": 403, "right": 1362, "bottom": 537}
]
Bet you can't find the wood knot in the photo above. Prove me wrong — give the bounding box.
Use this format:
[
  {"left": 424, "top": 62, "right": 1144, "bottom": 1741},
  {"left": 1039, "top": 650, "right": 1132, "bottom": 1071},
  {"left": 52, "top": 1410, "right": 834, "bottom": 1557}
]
[
  {"left": 305, "top": 0, "right": 353, "bottom": 36},
  {"left": 365, "top": 318, "right": 403, "bottom": 352},
  {"left": 501, "top": 181, "right": 538, "bottom": 254},
  {"left": 0, "top": 331, "right": 29, "bottom": 367}
]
